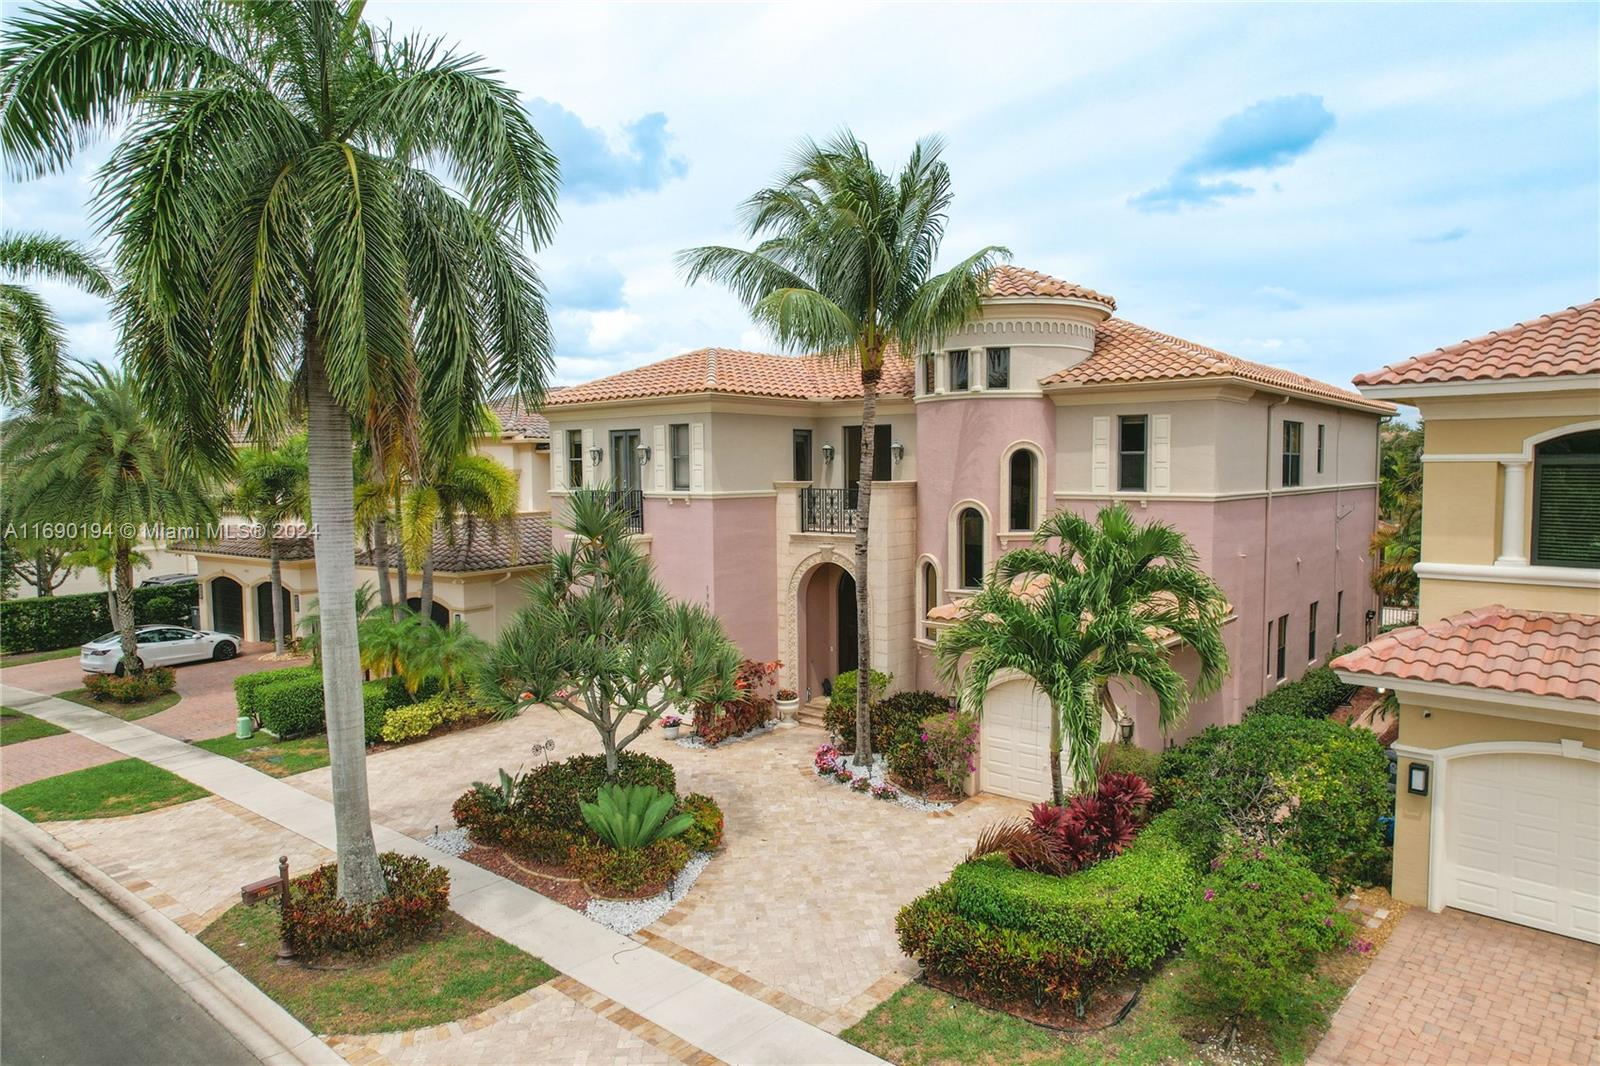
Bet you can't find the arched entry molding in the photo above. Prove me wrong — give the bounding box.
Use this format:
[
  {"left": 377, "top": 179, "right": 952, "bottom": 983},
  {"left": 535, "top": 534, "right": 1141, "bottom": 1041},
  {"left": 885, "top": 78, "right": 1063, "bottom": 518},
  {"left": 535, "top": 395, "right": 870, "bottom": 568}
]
[{"left": 781, "top": 546, "right": 858, "bottom": 698}]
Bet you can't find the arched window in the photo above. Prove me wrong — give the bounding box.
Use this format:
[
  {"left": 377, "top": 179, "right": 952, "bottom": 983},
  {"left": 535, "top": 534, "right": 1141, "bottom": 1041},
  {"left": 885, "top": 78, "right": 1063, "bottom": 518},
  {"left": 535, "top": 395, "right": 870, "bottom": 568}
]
[
  {"left": 959, "top": 508, "right": 985, "bottom": 588},
  {"left": 1533, "top": 429, "right": 1600, "bottom": 568},
  {"left": 921, "top": 560, "right": 939, "bottom": 639},
  {"left": 1008, "top": 450, "right": 1037, "bottom": 531}
]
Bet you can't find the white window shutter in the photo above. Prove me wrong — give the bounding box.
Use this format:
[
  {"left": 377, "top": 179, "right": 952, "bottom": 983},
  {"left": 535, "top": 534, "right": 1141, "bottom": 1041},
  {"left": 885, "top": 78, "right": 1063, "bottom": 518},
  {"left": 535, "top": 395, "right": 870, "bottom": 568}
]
[
  {"left": 653, "top": 425, "right": 666, "bottom": 492},
  {"left": 1091, "top": 417, "right": 1110, "bottom": 493},
  {"left": 583, "top": 429, "right": 597, "bottom": 482},
  {"left": 690, "top": 422, "right": 705, "bottom": 492},
  {"left": 1151, "top": 414, "right": 1171, "bottom": 494},
  {"left": 554, "top": 433, "right": 567, "bottom": 490}
]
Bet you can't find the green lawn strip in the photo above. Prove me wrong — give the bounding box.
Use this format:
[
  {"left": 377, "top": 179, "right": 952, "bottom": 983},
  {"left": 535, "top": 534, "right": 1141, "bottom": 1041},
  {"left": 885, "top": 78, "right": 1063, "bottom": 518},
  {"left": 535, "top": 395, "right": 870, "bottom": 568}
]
[
  {"left": 193, "top": 732, "right": 330, "bottom": 777},
  {"left": 199, "top": 903, "right": 555, "bottom": 1034},
  {"left": 0, "top": 706, "right": 67, "bottom": 745},
  {"left": 1, "top": 758, "right": 210, "bottom": 821},
  {"left": 0, "top": 646, "right": 80, "bottom": 668},
  {"left": 55, "top": 687, "right": 181, "bottom": 721}
]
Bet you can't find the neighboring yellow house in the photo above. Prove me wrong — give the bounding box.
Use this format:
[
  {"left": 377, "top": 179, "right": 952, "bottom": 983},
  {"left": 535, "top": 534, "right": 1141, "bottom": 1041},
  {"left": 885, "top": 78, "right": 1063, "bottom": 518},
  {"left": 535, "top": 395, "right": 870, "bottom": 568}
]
[{"left": 1333, "top": 300, "right": 1599, "bottom": 944}]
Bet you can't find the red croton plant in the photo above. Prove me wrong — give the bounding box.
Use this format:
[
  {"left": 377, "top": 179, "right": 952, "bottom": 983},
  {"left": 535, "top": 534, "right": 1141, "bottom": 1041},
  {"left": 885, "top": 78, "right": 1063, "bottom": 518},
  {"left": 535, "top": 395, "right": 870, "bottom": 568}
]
[
  {"left": 969, "top": 772, "right": 1155, "bottom": 876},
  {"left": 694, "top": 659, "right": 781, "bottom": 746}
]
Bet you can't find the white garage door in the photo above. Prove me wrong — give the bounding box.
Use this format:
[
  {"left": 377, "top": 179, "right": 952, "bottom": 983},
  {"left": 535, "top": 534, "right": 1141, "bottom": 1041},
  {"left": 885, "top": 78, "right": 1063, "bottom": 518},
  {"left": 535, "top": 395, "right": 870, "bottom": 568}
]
[
  {"left": 978, "top": 680, "right": 1055, "bottom": 802},
  {"left": 1443, "top": 753, "right": 1600, "bottom": 943}
]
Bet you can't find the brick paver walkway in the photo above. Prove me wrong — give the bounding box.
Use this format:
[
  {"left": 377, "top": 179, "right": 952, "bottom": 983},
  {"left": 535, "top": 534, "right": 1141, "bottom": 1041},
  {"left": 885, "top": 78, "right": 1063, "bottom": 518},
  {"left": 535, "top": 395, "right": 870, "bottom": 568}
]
[
  {"left": 0, "top": 730, "right": 123, "bottom": 790},
  {"left": 1312, "top": 907, "right": 1600, "bottom": 1065},
  {"left": 142, "top": 645, "right": 289, "bottom": 740}
]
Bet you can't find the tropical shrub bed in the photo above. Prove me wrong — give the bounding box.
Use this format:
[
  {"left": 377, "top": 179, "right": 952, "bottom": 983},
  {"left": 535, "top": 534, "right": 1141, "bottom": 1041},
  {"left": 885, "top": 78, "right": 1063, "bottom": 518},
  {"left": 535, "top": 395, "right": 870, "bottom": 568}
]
[
  {"left": 822, "top": 670, "right": 901, "bottom": 748},
  {"left": 237, "top": 665, "right": 491, "bottom": 748},
  {"left": 281, "top": 852, "right": 450, "bottom": 957},
  {"left": 693, "top": 658, "right": 777, "bottom": 745},
  {"left": 0, "top": 583, "right": 198, "bottom": 654},
  {"left": 83, "top": 666, "right": 176, "bottom": 703}
]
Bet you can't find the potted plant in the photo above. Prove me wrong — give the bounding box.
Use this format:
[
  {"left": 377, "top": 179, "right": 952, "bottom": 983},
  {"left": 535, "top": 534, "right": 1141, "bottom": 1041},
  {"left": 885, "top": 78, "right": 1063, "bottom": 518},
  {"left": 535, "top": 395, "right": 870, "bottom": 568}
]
[
  {"left": 661, "top": 713, "right": 683, "bottom": 740},
  {"left": 775, "top": 688, "right": 800, "bottom": 724}
]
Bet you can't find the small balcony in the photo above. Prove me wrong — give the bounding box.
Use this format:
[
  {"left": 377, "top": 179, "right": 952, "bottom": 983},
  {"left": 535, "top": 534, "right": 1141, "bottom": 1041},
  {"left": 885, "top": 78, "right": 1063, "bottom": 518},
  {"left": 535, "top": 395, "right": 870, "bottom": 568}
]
[
  {"left": 607, "top": 488, "right": 645, "bottom": 534},
  {"left": 798, "top": 487, "right": 859, "bottom": 533}
]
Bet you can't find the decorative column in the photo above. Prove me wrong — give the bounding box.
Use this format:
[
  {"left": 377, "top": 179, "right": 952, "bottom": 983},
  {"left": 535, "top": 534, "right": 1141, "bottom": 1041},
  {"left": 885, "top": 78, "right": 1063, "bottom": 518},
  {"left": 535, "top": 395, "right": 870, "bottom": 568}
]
[{"left": 1496, "top": 459, "right": 1529, "bottom": 565}]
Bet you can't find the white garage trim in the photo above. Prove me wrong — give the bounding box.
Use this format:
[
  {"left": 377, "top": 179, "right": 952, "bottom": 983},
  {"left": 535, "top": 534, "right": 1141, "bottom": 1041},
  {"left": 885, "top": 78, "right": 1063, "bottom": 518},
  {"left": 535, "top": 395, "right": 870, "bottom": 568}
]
[{"left": 1392, "top": 739, "right": 1599, "bottom": 919}]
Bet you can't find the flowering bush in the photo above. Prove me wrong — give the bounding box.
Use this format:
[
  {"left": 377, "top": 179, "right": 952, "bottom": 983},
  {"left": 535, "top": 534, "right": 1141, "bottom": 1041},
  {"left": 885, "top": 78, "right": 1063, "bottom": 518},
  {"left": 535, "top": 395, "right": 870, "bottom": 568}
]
[
  {"left": 660, "top": 713, "right": 682, "bottom": 729},
  {"left": 776, "top": 688, "right": 797, "bottom": 701},
  {"left": 1180, "top": 844, "right": 1353, "bottom": 1027},
  {"left": 281, "top": 853, "right": 450, "bottom": 957},
  {"left": 834, "top": 766, "right": 855, "bottom": 783},
  {"left": 920, "top": 712, "right": 978, "bottom": 794},
  {"left": 871, "top": 783, "right": 898, "bottom": 801},
  {"left": 850, "top": 776, "right": 871, "bottom": 792}
]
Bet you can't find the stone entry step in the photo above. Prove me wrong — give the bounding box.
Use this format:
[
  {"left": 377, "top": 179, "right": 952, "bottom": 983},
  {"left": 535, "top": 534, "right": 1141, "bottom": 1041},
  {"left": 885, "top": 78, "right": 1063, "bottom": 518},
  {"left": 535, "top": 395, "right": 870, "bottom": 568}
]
[{"left": 798, "top": 698, "right": 829, "bottom": 731}]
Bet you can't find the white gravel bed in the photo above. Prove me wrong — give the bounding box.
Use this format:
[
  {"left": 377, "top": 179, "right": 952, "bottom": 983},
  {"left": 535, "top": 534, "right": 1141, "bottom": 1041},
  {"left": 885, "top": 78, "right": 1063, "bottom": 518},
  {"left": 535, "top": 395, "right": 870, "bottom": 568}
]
[
  {"left": 818, "top": 751, "right": 955, "bottom": 813},
  {"left": 421, "top": 825, "right": 472, "bottom": 856},
  {"left": 584, "top": 849, "right": 713, "bottom": 935},
  {"left": 674, "top": 720, "right": 778, "bottom": 750}
]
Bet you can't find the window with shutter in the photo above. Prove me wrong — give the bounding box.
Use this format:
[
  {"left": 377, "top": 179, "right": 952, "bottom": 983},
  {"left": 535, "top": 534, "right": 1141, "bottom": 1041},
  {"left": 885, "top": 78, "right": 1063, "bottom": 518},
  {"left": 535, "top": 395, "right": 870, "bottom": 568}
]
[{"left": 1532, "top": 429, "right": 1600, "bottom": 568}]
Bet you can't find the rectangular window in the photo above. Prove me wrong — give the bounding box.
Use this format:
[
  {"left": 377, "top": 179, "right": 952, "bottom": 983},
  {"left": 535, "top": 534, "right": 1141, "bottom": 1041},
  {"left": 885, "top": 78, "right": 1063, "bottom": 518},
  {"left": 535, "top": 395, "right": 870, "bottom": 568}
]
[
  {"left": 566, "top": 430, "right": 583, "bottom": 488},
  {"left": 1308, "top": 601, "right": 1318, "bottom": 662},
  {"left": 1532, "top": 431, "right": 1600, "bottom": 568},
  {"left": 921, "top": 353, "right": 936, "bottom": 394},
  {"left": 1275, "top": 613, "right": 1289, "bottom": 680},
  {"left": 792, "top": 429, "right": 813, "bottom": 482},
  {"left": 1336, "top": 590, "right": 1344, "bottom": 635},
  {"left": 669, "top": 423, "right": 690, "bottom": 491},
  {"left": 1316, "top": 423, "right": 1326, "bottom": 474},
  {"left": 843, "top": 423, "right": 892, "bottom": 491},
  {"left": 948, "top": 350, "right": 970, "bottom": 391},
  {"left": 1282, "top": 421, "right": 1303, "bottom": 487},
  {"left": 1118, "top": 415, "right": 1148, "bottom": 492},
  {"left": 985, "top": 347, "right": 1010, "bottom": 389}
]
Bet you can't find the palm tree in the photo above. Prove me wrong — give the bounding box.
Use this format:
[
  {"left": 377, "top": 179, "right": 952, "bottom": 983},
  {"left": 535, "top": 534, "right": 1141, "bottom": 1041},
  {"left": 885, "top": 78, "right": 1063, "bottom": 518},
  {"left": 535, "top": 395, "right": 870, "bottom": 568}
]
[
  {"left": 1, "top": 366, "right": 214, "bottom": 672},
  {"left": 229, "top": 436, "right": 310, "bottom": 655},
  {"left": 401, "top": 450, "right": 517, "bottom": 624},
  {"left": 0, "top": 230, "right": 111, "bottom": 412},
  {"left": 1371, "top": 421, "right": 1423, "bottom": 608},
  {"left": 64, "top": 537, "right": 150, "bottom": 622},
  {"left": 935, "top": 505, "right": 1230, "bottom": 804},
  {"left": 680, "top": 131, "right": 1007, "bottom": 768},
  {"left": 1, "top": 0, "right": 557, "bottom": 903},
  {"left": 297, "top": 582, "right": 379, "bottom": 668}
]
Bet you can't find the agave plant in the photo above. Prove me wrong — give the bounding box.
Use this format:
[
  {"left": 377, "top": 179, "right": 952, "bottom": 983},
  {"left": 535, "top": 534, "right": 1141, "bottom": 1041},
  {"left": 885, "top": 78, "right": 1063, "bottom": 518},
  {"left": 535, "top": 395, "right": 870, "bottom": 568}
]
[{"left": 579, "top": 785, "right": 693, "bottom": 851}]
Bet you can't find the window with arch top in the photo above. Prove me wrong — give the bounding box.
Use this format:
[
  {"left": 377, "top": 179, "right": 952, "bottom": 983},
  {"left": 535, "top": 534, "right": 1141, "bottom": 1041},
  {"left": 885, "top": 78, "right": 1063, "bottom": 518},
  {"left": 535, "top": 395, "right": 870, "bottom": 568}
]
[
  {"left": 921, "top": 560, "right": 939, "bottom": 639},
  {"left": 1008, "top": 449, "right": 1037, "bottom": 531},
  {"left": 959, "top": 507, "right": 985, "bottom": 588}
]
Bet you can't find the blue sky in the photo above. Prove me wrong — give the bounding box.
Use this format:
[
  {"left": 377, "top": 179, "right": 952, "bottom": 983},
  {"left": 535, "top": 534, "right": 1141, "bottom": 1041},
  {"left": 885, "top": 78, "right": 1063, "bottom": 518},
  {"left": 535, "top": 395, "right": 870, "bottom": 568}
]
[{"left": 5, "top": 2, "right": 1596, "bottom": 405}]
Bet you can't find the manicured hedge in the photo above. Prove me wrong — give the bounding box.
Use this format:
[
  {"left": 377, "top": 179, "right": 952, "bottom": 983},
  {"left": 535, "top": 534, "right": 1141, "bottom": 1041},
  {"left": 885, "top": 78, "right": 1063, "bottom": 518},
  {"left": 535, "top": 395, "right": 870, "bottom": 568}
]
[
  {"left": 0, "top": 583, "right": 199, "bottom": 654},
  {"left": 896, "top": 812, "right": 1199, "bottom": 1009},
  {"left": 1245, "top": 663, "right": 1359, "bottom": 719},
  {"left": 253, "top": 670, "right": 394, "bottom": 743},
  {"left": 235, "top": 666, "right": 321, "bottom": 721}
]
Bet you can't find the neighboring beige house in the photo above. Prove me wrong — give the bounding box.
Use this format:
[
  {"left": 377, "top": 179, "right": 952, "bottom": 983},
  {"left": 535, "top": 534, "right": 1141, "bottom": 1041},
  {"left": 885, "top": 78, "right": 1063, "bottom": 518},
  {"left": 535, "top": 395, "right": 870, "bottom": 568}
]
[
  {"left": 179, "top": 399, "right": 554, "bottom": 643},
  {"left": 1334, "top": 300, "right": 1600, "bottom": 944}
]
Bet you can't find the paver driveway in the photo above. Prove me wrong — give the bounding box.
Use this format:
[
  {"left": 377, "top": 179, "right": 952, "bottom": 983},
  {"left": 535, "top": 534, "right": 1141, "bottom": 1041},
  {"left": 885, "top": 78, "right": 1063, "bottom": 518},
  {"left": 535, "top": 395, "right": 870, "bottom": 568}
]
[
  {"left": 291, "top": 711, "right": 1028, "bottom": 1031},
  {"left": 1312, "top": 907, "right": 1600, "bottom": 1065}
]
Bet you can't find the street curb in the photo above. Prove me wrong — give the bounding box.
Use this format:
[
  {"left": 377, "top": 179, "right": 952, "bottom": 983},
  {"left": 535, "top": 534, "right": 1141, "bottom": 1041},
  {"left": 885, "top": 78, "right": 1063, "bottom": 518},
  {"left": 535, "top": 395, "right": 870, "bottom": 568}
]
[{"left": 2, "top": 808, "right": 344, "bottom": 1066}]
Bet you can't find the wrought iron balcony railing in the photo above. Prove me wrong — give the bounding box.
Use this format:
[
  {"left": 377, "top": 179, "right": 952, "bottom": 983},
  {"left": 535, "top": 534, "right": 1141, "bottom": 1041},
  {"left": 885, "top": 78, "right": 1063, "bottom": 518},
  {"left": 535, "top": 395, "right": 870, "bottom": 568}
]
[
  {"left": 607, "top": 488, "right": 645, "bottom": 534},
  {"left": 798, "top": 487, "right": 859, "bottom": 533}
]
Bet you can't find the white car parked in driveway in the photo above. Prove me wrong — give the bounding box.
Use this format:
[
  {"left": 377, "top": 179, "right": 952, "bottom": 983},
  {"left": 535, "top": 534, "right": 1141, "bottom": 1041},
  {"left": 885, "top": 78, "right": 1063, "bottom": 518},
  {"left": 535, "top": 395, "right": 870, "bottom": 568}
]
[{"left": 79, "top": 625, "right": 239, "bottom": 674}]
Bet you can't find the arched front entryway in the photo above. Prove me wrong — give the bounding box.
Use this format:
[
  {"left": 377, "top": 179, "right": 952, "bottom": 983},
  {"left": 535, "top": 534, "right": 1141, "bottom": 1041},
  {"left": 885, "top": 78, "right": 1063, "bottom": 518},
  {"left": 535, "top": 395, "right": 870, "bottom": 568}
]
[
  {"left": 798, "top": 561, "right": 856, "bottom": 703},
  {"left": 254, "top": 582, "right": 292, "bottom": 644},
  {"left": 405, "top": 597, "right": 451, "bottom": 628},
  {"left": 210, "top": 576, "right": 244, "bottom": 636}
]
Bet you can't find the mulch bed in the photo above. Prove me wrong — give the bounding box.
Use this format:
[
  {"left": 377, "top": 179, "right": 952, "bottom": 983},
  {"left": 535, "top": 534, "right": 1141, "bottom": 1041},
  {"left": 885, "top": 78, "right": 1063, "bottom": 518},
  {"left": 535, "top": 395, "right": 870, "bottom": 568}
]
[
  {"left": 460, "top": 845, "right": 591, "bottom": 911},
  {"left": 920, "top": 972, "right": 1142, "bottom": 1032}
]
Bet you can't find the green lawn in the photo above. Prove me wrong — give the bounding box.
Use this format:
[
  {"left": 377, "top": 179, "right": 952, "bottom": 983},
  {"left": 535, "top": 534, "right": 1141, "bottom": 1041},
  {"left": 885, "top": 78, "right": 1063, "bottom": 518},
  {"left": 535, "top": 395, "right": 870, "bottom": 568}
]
[
  {"left": 0, "top": 646, "right": 80, "bottom": 668},
  {"left": 844, "top": 962, "right": 1343, "bottom": 1066},
  {"left": 0, "top": 706, "right": 66, "bottom": 746},
  {"left": 194, "top": 732, "right": 330, "bottom": 777},
  {"left": 199, "top": 903, "right": 555, "bottom": 1034},
  {"left": 2, "top": 758, "right": 210, "bottom": 821},
  {"left": 56, "top": 686, "right": 181, "bottom": 721}
]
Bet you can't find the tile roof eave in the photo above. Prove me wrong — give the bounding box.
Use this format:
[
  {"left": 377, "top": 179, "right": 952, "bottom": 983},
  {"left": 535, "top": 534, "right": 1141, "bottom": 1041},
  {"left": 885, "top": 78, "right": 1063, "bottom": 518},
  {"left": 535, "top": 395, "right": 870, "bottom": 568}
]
[
  {"left": 1355, "top": 371, "right": 1600, "bottom": 403},
  {"left": 1041, "top": 372, "right": 1396, "bottom": 415}
]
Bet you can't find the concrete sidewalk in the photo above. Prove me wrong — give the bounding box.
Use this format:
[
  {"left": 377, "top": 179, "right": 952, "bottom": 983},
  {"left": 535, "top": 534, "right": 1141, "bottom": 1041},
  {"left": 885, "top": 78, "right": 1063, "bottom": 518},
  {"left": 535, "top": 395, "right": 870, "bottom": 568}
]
[{"left": 0, "top": 682, "right": 884, "bottom": 1066}]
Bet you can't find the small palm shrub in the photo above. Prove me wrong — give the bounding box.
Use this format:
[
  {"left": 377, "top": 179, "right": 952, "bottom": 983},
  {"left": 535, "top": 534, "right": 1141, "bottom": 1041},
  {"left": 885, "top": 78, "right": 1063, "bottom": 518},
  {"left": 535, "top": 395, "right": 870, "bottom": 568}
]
[{"left": 580, "top": 785, "right": 694, "bottom": 850}]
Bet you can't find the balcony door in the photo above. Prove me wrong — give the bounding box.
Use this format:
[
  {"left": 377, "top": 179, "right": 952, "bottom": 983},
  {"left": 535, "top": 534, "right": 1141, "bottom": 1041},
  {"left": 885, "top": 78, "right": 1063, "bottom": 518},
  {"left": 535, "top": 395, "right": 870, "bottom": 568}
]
[{"left": 609, "top": 429, "right": 642, "bottom": 492}]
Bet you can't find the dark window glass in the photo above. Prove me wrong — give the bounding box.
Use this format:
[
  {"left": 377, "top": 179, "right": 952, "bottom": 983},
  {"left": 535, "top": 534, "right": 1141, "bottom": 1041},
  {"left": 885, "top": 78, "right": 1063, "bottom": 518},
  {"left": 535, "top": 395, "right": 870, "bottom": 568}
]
[
  {"left": 566, "top": 430, "right": 583, "bottom": 488},
  {"left": 1533, "top": 429, "right": 1600, "bottom": 567},
  {"left": 1316, "top": 423, "right": 1326, "bottom": 474},
  {"left": 1308, "top": 601, "right": 1318, "bottom": 662},
  {"left": 1336, "top": 590, "right": 1344, "bottom": 634},
  {"left": 669, "top": 423, "right": 690, "bottom": 491},
  {"left": 959, "top": 508, "right": 984, "bottom": 588},
  {"left": 921, "top": 353, "right": 936, "bottom": 394},
  {"left": 1009, "top": 450, "right": 1036, "bottom": 530},
  {"left": 1283, "top": 421, "right": 1303, "bottom": 487},
  {"left": 843, "top": 424, "right": 892, "bottom": 490},
  {"left": 1275, "top": 613, "right": 1289, "bottom": 680},
  {"left": 922, "top": 562, "right": 938, "bottom": 639},
  {"left": 949, "top": 350, "right": 969, "bottom": 391},
  {"left": 1119, "top": 415, "right": 1148, "bottom": 492},
  {"left": 792, "top": 429, "right": 813, "bottom": 481},
  {"left": 986, "top": 348, "right": 1010, "bottom": 389}
]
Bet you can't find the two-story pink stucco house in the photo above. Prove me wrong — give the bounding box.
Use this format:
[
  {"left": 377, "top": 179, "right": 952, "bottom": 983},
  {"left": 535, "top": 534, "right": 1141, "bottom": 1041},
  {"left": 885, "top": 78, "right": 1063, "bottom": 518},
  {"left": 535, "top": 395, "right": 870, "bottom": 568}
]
[{"left": 546, "top": 266, "right": 1394, "bottom": 801}]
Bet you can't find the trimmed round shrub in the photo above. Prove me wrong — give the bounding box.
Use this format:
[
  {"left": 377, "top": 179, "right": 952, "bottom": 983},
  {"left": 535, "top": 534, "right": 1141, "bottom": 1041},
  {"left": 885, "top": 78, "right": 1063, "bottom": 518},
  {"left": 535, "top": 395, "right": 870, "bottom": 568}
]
[
  {"left": 574, "top": 838, "right": 689, "bottom": 898},
  {"left": 826, "top": 685, "right": 939, "bottom": 753},
  {"left": 256, "top": 673, "right": 326, "bottom": 737},
  {"left": 516, "top": 752, "right": 677, "bottom": 835},
  {"left": 678, "top": 793, "right": 724, "bottom": 852},
  {"left": 451, "top": 784, "right": 577, "bottom": 865},
  {"left": 1154, "top": 714, "right": 1391, "bottom": 888},
  {"left": 235, "top": 666, "right": 320, "bottom": 721},
  {"left": 1181, "top": 844, "right": 1353, "bottom": 1025},
  {"left": 83, "top": 666, "right": 176, "bottom": 702},
  {"left": 281, "top": 852, "right": 450, "bottom": 957},
  {"left": 824, "top": 668, "right": 892, "bottom": 720}
]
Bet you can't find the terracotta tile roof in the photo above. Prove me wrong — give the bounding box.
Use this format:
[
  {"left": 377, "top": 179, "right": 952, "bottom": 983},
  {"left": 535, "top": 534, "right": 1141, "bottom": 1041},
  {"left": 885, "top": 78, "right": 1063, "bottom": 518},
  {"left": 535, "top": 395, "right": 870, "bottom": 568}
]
[
  {"left": 180, "top": 514, "right": 551, "bottom": 574},
  {"left": 1353, "top": 300, "right": 1600, "bottom": 388},
  {"left": 983, "top": 265, "right": 1116, "bottom": 310},
  {"left": 547, "top": 347, "right": 915, "bottom": 406},
  {"left": 1044, "top": 318, "right": 1394, "bottom": 412},
  {"left": 1331, "top": 605, "right": 1600, "bottom": 703},
  {"left": 488, "top": 394, "right": 557, "bottom": 438}
]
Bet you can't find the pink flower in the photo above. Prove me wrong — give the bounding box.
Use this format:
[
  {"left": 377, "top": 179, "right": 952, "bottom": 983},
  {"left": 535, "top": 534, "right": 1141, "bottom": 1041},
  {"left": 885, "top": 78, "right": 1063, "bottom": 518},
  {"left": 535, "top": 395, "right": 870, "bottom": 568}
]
[{"left": 1203, "top": 888, "right": 1215, "bottom": 901}]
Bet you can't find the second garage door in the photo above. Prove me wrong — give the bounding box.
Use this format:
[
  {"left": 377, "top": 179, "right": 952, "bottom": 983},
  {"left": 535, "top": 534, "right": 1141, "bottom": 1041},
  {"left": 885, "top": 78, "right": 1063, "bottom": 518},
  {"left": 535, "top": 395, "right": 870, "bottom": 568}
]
[
  {"left": 977, "top": 679, "right": 1055, "bottom": 801},
  {"left": 1442, "top": 753, "right": 1600, "bottom": 943}
]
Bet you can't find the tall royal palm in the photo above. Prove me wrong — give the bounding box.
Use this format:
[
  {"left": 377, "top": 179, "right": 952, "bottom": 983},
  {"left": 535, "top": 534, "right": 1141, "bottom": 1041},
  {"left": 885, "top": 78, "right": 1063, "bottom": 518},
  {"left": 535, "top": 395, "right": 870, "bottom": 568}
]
[
  {"left": 680, "top": 132, "right": 1007, "bottom": 767},
  {"left": 935, "top": 505, "right": 1230, "bottom": 803},
  {"left": 1, "top": 0, "right": 557, "bottom": 902},
  {"left": 0, "top": 230, "right": 111, "bottom": 412}
]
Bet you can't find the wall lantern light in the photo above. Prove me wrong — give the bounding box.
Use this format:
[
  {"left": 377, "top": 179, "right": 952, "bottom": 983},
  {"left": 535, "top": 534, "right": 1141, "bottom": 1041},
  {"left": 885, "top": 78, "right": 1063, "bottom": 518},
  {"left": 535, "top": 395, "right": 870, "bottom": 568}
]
[
  {"left": 1119, "top": 716, "right": 1135, "bottom": 744},
  {"left": 1407, "top": 761, "right": 1430, "bottom": 796},
  {"left": 587, "top": 447, "right": 603, "bottom": 466},
  {"left": 821, "top": 442, "right": 836, "bottom": 465},
  {"left": 635, "top": 443, "right": 652, "bottom": 464},
  {"left": 891, "top": 440, "right": 905, "bottom": 465}
]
